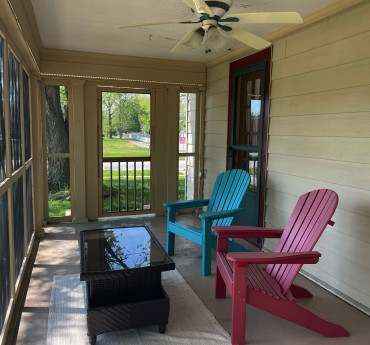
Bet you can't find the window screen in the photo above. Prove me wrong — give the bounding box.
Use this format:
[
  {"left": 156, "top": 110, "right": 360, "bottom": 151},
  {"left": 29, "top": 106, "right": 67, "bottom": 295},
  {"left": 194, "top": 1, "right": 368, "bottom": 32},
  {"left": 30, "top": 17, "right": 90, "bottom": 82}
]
[
  {"left": 23, "top": 70, "right": 31, "bottom": 162},
  {"left": 12, "top": 177, "right": 24, "bottom": 279},
  {"left": 0, "top": 192, "right": 10, "bottom": 332},
  {"left": 26, "top": 167, "right": 34, "bottom": 242},
  {"left": 8, "top": 50, "right": 21, "bottom": 172},
  {"left": 0, "top": 37, "right": 5, "bottom": 182}
]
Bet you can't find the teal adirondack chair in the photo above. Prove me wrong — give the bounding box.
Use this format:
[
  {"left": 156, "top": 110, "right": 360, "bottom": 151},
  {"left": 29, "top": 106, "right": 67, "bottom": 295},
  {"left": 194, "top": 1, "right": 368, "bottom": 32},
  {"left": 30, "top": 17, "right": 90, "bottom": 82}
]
[{"left": 163, "top": 169, "right": 251, "bottom": 276}]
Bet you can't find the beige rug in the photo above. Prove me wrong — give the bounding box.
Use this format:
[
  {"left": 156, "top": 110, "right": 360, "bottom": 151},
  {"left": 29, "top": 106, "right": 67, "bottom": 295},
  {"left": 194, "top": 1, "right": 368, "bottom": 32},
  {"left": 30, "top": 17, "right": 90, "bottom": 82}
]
[{"left": 47, "top": 270, "right": 231, "bottom": 345}]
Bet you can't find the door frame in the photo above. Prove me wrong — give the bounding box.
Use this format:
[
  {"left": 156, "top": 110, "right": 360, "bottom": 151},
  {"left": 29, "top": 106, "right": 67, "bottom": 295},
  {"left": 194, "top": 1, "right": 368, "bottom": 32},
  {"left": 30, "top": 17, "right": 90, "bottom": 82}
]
[
  {"left": 177, "top": 88, "right": 202, "bottom": 202},
  {"left": 41, "top": 79, "right": 74, "bottom": 223},
  {"left": 97, "top": 87, "right": 155, "bottom": 217},
  {"left": 227, "top": 48, "right": 271, "bottom": 226}
]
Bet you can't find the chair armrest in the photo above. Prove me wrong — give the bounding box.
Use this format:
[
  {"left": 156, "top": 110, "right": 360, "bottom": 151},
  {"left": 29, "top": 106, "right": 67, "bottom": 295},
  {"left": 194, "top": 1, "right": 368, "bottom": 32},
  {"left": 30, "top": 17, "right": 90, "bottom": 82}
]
[
  {"left": 163, "top": 199, "right": 210, "bottom": 210},
  {"left": 212, "top": 226, "right": 284, "bottom": 239},
  {"left": 199, "top": 208, "right": 244, "bottom": 221},
  {"left": 226, "top": 251, "right": 321, "bottom": 266}
]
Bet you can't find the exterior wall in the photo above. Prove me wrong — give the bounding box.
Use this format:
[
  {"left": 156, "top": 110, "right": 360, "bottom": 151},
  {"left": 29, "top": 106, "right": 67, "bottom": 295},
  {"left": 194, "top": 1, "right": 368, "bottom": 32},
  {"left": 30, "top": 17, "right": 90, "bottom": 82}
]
[
  {"left": 204, "top": 1, "right": 370, "bottom": 312},
  {"left": 266, "top": 2, "right": 370, "bottom": 311},
  {"left": 203, "top": 63, "right": 229, "bottom": 198}
]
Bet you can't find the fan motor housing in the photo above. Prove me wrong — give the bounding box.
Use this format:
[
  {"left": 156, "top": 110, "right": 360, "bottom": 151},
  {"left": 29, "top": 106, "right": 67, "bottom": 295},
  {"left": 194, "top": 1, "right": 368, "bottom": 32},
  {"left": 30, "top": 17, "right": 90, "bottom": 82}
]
[
  {"left": 205, "top": 0, "right": 233, "bottom": 18},
  {"left": 201, "top": 19, "right": 218, "bottom": 31}
]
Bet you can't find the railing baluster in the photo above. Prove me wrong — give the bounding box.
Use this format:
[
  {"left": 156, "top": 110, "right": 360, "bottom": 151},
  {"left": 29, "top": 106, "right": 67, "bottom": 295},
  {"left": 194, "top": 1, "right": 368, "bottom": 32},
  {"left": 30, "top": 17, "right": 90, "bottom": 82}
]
[
  {"left": 118, "top": 161, "right": 121, "bottom": 211},
  {"left": 102, "top": 157, "right": 151, "bottom": 214},
  {"left": 141, "top": 160, "right": 144, "bottom": 210},
  {"left": 134, "top": 161, "right": 137, "bottom": 211},
  {"left": 110, "top": 161, "right": 113, "bottom": 213},
  {"left": 126, "top": 161, "right": 129, "bottom": 211}
]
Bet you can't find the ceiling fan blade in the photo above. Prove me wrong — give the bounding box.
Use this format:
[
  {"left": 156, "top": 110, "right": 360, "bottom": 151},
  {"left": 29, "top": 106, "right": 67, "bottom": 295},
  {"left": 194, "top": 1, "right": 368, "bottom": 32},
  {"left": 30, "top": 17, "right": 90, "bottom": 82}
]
[
  {"left": 223, "top": 28, "right": 271, "bottom": 50},
  {"left": 118, "top": 20, "right": 195, "bottom": 29},
  {"left": 171, "top": 29, "right": 200, "bottom": 53},
  {"left": 182, "top": 0, "right": 214, "bottom": 16},
  {"left": 224, "top": 12, "right": 303, "bottom": 24}
]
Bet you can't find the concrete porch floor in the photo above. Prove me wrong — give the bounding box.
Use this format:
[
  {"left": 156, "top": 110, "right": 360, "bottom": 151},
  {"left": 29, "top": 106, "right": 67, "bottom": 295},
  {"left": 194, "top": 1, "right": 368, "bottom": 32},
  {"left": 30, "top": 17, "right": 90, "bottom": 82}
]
[{"left": 14, "top": 214, "right": 370, "bottom": 344}]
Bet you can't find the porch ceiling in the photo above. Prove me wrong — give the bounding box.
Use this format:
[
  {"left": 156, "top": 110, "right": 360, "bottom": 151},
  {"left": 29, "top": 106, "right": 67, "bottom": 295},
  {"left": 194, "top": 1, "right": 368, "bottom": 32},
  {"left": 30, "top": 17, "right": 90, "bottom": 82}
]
[{"left": 31, "top": 0, "right": 338, "bottom": 62}]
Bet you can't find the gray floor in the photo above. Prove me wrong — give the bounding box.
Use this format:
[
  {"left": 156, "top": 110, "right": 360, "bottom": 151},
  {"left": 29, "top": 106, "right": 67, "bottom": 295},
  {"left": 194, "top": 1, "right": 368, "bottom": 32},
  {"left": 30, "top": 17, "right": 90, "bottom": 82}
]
[{"left": 15, "top": 214, "right": 370, "bottom": 344}]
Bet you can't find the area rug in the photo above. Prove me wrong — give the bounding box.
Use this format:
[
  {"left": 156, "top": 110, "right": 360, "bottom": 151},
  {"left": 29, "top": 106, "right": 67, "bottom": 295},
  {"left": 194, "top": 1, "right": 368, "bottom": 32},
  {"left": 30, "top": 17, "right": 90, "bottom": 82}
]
[{"left": 46, "top": 270, "right": 231, "bottom": 345}]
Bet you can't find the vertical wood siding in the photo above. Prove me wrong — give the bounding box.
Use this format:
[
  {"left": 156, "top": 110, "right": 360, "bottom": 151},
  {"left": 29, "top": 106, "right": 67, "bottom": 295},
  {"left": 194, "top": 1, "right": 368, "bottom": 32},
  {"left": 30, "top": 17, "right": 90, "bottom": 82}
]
[
  {"left": 267, "top": 2, "right": 370, "bottom": 310},
  {"left": 204, "top": 2, "right": 370, "bottom": 311}
]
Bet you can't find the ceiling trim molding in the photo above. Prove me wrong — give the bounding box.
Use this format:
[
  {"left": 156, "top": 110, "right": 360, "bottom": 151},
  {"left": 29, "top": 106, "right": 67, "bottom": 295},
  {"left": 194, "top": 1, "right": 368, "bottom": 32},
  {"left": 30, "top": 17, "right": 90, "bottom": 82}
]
[
  {"left": 23, "top": 0, "right": 43, "bottom": 50},
  {"left": 0, "top": 0, "right": 40, "bottom": 72},
  {"left": 40, "top": 48, "right": 206, "bottom": 73},
  {"left": 206, "top": 0, "right": 365, "bottom": 68},
  {"left": 40, "top": 72, "right": 204, "bottom": 87}
]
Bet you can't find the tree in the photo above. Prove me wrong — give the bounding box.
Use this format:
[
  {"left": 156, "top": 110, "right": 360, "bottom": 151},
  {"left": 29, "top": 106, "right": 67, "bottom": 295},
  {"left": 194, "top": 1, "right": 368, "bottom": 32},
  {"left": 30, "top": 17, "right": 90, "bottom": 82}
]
[
  {"left": 102, "top": 92, "right": 151, "bottom": 137},
  {"left": 179, "top": 93, "right": 187, "bottom": 133},
  {"left": 137, "top": 94, "right": 150, "bottom": 134},
  {"left": 45, "top": 86, "right": 70, "bottom": 192},
  {"left": 102, "top": 92, "right": 119, "bottom": 138}
]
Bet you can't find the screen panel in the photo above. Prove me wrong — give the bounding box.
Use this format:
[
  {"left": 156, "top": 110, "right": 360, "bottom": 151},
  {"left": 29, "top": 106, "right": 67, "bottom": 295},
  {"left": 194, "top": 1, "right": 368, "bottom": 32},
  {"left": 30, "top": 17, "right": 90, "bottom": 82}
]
[
  {"left": 0, "top": 36, "right": 5, "bottom": 182},
  {"left": 0, "top": 192, "right": 10, "bottom": 332},
  {"left": 23, "top": 70, "right": 31, "bottom": 162},
  {"left": 26, "top": 167, "right": 34, "bottom": 242},
  {"left": 12, "top": 177, "right": 24, "bottom": 279},
  {"left": 8, "top": 50, "right": 21, "bottom": 172}
]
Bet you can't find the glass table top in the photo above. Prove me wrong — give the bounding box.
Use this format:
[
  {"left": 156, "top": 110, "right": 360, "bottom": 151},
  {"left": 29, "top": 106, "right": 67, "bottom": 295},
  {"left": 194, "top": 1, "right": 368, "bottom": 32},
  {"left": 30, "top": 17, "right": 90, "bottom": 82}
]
[{"left": 81, "top": 226, "right": 168, "bottom": 273}]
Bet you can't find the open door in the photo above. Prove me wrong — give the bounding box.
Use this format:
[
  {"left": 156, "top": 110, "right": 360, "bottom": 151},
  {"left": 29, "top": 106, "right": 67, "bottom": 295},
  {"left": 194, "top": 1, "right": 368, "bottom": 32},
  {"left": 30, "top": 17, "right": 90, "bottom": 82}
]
[
  {"left": 98, "top": 88, "right": 154, "bottom": 216},
  {"left": 228, "top": 48, "right": 271, "bottom": 226}
]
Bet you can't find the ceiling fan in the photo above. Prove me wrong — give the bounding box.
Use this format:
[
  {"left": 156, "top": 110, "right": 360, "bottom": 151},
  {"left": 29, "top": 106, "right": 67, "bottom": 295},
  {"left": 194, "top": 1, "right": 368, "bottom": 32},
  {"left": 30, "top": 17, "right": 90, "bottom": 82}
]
[{"left": 118, "top": 0, "right": 303, "bottom": 53}]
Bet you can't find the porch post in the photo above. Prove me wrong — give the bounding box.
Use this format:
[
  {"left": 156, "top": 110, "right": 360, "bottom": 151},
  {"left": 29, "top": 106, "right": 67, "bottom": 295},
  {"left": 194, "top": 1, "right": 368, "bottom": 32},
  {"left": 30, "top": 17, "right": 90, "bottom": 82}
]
[
  {"left": 166, "top": 85, "right": 180, "bottom": 204},
  {"left": 71, "top": 79, "right": 88, "bottom": 223},
  {"left": 30, "top": 73, "right": 45, "bottom": 236}
]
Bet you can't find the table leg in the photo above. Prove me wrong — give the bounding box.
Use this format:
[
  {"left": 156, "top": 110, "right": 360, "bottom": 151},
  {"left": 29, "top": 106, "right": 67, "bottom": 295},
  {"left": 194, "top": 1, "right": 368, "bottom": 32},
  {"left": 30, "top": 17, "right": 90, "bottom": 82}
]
[{"left": 88, "top": 335, "right": 97, "bottom": 345}]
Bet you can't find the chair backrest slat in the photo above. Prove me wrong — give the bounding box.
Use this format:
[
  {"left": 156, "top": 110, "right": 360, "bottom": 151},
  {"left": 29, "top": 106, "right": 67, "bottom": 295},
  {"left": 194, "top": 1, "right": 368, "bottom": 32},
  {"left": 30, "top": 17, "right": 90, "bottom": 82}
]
[
  {"left": 205, "top": 169, "right": 250, "bottom": 226},
  {"left": 266, "top": 189, "right": 338, "bottom": 295},
  {"left": 216, "top": 170, "right": 251, "bottom": 226}
]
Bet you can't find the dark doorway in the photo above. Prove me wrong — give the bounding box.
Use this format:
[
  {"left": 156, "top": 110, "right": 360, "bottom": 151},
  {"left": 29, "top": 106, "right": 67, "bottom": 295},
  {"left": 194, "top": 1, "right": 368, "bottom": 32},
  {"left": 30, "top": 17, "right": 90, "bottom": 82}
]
[{"left": 227, "top": 48, "right": 271, "bottom": 226}]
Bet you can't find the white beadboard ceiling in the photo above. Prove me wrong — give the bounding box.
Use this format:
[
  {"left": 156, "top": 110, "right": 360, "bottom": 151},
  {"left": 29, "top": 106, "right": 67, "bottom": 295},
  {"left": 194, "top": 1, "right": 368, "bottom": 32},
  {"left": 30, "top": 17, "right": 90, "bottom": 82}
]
[{"left": 31, "top": 0, "right": 338, "bottom": 62}]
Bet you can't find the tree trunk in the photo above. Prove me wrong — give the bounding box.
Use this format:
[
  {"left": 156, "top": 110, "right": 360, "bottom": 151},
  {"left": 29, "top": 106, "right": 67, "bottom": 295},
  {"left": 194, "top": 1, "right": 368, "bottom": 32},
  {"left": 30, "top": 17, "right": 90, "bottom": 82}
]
[{"left": 45, "top": 86, "right": 70, "bottom": 191}]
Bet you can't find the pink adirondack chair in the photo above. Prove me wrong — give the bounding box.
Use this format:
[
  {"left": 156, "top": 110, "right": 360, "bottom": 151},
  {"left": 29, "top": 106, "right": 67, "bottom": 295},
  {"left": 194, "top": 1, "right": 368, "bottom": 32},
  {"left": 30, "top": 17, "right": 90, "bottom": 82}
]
[{"left": 212, "top": 189, "right": 350, "bottom": 345}]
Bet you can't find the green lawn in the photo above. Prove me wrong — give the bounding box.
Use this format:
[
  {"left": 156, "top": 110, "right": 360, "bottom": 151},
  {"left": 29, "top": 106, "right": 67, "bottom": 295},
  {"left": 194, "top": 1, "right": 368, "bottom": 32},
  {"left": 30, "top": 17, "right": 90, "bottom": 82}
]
[
  {"left": 48, "top": 138, "right": 187, "bottom": 216},
  {"left": 48, "top": 189, "right": 71, "bottom": 217},
  {"left": 103, "top": 137, "right": 150, "bottom": 157},
  {"left": 102, "top": 172, "right": 185, "bottom": 213}
]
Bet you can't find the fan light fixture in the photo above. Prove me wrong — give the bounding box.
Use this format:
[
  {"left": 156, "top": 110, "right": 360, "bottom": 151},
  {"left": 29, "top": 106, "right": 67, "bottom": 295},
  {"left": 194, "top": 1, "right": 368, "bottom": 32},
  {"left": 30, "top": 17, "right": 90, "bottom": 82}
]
[
  {"left": 205, "top": 27, "right": 225, "bottom": 52},
  {"left": 118, "top": 0, "right": 303, "bottom": 54},
  {"left": 183, "top": 30, "right": 204, "bottom": 49}
]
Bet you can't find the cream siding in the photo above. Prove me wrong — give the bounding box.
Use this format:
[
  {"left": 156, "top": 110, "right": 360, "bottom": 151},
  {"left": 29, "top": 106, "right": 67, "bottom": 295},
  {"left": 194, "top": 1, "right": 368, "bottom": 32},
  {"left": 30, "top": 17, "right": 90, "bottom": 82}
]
[
  {"left": 203, "top": 63, "right": 229, "bottom": 197},
  {"left": 204, "top": 1, "right": 370, "bottom": 312},
  {"left": 267, "top": 2, "right": 370, "bottom": 311}
]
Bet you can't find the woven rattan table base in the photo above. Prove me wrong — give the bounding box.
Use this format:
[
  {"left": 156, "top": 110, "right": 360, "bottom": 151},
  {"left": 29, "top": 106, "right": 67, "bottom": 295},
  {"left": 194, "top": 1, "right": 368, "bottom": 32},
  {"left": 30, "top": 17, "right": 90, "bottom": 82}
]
[{"left": 86, "top": 286, "right": 169, "bottom": 344}]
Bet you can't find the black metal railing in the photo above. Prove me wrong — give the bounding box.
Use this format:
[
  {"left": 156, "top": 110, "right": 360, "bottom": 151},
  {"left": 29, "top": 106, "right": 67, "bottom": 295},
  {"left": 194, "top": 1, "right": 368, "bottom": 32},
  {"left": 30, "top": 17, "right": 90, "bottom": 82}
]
[{"left": 102, "top": 157, "right": 151, "bottom": 214}]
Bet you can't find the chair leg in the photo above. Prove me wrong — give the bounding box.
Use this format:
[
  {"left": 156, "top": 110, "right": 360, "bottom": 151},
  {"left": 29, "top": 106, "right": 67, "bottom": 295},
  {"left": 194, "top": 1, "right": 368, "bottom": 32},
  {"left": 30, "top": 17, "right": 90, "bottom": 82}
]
[
  {"left": 290, "top": 283, "right": 313, "bottom": 298},
  {"left": 202, "top": 244, "right": 211, "bottom": 276},
  {"left": 231, "top": 266, "right": 248, "bottom": 345},
  {"left": 253, "top": 295, "right": 350, "bottom": 338},
  {"left": 215, "top": 266, "right": 226, "bottom": 298},
  {"left": 285, "top": 302, "right": 349, "bottom": 337},
  {"left": 166, "top": 231, "right": 175, "bottom": 256},
  {"left": 202, "top": 220, "right": 212, "bottom": 276}
]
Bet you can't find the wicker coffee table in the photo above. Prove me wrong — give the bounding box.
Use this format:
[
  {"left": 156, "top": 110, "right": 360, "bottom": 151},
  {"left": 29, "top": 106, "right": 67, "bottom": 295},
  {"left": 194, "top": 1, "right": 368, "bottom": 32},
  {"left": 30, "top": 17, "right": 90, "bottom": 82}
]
[{"left": 79, "top": 226, "right": 175, "bottom": 345}]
